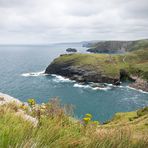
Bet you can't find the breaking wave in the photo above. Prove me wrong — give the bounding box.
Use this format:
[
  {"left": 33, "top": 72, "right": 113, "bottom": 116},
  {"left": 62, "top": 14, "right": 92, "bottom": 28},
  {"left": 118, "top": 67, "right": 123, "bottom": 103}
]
[
  {"left": 21, "top": 72, "right": 148, "bottom": 94},
  {"left": 73, "top": 83, "right": 111, "bottom": 91},
  {"left": 51, "top": 74, "right": 75, "bottom": 83},
  {"left": 21, "top": 71, "right": 47, "bottom": 77}
]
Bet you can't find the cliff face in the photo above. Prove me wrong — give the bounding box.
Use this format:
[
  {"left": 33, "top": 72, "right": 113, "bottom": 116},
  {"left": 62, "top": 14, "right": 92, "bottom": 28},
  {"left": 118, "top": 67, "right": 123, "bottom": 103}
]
[
  {"left": 45, "top": 53, "right": 125, "bottom": 85},
  {"left": 45, "top": 57, "right": 119, "bottom": 84},
  {"left": 85, "top": 39, "right": 148, "bottom": 53}
]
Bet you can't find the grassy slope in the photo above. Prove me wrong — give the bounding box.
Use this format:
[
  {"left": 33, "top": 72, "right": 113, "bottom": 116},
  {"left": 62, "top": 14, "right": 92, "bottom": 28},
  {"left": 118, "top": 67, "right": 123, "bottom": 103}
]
[
  {"left": 0, "top": 102, "right": 148, "bottom": 148},
  {"left": 53, "top": 48, "right": 148, "bottom": 80},
  {"left": 102, "top": 107, "right": 148, "bottom": 138},
  {"left": 129, "top": 39, "right": 148, "bottom": 51}
]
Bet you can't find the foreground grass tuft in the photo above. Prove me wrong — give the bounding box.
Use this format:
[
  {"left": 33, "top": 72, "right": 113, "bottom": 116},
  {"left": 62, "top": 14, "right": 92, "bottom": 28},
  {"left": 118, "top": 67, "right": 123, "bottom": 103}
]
[{"left": 0, "top": 99, "right": 148, "bottom": 148}]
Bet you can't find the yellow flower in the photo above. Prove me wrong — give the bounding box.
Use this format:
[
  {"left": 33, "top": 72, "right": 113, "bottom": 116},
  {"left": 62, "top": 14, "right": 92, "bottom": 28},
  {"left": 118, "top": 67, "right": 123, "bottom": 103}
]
[
  {"left": 85, "top": 113, "right": 92, "bottom": 119},
  {"left": 20, "top": 104, "right": 27, "bottom": 110},
  {"left": 93, "top": 121, "right": 99, "bottom": 125},
  {"left": 28, "top": 98, "right": 36, "bottom": 106},
  {"left": 83, "top": 117, "right": 91, "bottom": 122}
]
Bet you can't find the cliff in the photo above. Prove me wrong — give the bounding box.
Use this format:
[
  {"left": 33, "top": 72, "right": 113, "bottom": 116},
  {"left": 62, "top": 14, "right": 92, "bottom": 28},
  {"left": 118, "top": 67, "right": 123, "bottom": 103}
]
[
  {"left": 45, "top": 48, "right": 148, "bottom": 91},
  {"left": 85, "top": 39, "right": 148, "bottom": 53}
]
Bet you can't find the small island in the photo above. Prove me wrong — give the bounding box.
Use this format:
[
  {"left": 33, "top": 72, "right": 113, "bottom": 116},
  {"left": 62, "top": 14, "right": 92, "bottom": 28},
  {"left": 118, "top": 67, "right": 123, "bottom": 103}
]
[{"left": 66, "top": 48, "right": 77, "bottom": 52}]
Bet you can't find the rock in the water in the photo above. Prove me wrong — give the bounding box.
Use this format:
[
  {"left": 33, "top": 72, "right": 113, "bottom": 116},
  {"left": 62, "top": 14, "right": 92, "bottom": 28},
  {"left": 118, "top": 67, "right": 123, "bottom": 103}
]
[{"left": 66, "top": 48, "right": 77, "bottom": 52}]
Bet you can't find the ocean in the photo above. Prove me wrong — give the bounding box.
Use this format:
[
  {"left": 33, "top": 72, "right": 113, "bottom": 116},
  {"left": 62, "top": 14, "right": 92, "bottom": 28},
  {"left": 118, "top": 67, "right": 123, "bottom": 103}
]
[{"left": 0, "top": 43, "right": 148, "bottom": 122}]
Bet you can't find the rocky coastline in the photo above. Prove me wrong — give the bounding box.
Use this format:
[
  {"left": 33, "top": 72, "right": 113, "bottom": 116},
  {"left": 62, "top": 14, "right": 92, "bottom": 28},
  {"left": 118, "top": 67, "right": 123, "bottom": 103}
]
[
  {"left": 129, "top": 78, "right": 148, "bottom": 92},
  {"left": 45, "top": 58, "right": 120, "bottom": 85},
  {"left": 46, "top": 61, "right": 148, "bottom": 91},
  {"left": 45, "top": 52, "right": 148, "bottom": 92}
]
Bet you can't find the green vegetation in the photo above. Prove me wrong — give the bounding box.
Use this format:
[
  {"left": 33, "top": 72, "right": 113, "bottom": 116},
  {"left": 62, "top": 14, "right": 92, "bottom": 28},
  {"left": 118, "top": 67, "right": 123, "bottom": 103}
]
[
  {"left": 86, "top": 39, "right": 148, "bottom": 52},
  {"left": 130, "top": 39, "right": 148, "bottom": 51},
  {"left": 102, "top": 107, "right": 148, "bottom": 140},
  {"left": 0, "top": 99, "right": 148, "bottom": 148}
]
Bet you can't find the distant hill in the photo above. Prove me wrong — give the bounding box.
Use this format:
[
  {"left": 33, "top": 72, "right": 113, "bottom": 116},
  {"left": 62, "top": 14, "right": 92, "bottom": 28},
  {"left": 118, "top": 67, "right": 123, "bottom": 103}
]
[{"left": 84, "top": 39, "right": 148, "bottom": 53}]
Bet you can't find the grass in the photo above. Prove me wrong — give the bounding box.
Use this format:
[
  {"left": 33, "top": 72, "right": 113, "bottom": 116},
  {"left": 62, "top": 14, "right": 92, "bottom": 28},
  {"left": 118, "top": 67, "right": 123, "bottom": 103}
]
[
  {"left": 130, "top": 39, "right": 148, "bottom": 51},
  {"left": 0, "top": 99, "right": 148, "bottom": 148}
]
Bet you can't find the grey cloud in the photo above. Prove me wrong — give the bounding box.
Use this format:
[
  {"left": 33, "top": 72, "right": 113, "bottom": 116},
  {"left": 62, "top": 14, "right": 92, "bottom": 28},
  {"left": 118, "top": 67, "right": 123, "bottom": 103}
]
[{"left": 0, "top": 0, "right": 148, "bottom": 44}]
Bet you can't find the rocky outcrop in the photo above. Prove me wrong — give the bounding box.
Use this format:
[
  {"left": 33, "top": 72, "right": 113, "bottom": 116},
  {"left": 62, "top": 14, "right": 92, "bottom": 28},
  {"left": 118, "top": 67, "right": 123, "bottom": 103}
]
[
  {"left": 45, "top": 60, "right": 148, "bottom": 91},
  {"left": 129, "top": 78, "right": 148, "bottom": 92},
  {"left": 45, "top": 48, "right": 148, "bottom": 91},
  {"left": 45, "top": 58, "right": 119, "bottom": 84},
  {"left": 0, "top": 92, "right": 38, "bottom": 126},
  {"left": 66, "top": 48, "right": 77, "bottom": 52}
]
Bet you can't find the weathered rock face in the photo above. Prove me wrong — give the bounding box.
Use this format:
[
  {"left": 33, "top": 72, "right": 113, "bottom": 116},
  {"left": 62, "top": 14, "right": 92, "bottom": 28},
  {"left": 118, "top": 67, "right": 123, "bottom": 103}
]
[
  {"left": 129, "top": 78, "right": 148, "bottom": 92},
  {"left": 45, "top": 60, "right": 119, "bottom": 84}
]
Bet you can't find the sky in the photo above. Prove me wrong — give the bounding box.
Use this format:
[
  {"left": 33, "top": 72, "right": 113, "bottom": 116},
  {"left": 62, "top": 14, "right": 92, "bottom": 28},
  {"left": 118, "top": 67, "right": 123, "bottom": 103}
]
[{"left": 0, "top": 0, "right": 148, "bottom": 44}]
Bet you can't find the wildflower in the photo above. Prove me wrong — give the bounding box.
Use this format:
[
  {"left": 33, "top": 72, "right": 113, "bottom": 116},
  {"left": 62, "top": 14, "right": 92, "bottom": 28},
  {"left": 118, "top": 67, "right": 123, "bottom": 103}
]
[
  {"left": 28, "top": 98, "right": 36, "bottom": 106},
  {"left": 20, "top": 103, "right": 27, "bottom": 110},
  {"left": 93, "top": 121, "right": 100, "bottom": 125},
  {"left": 85, "top": 113, "right": 92, "bottom": 119},
  {"left": 83, "top": 117, "right": 91, "bottom": 123}
]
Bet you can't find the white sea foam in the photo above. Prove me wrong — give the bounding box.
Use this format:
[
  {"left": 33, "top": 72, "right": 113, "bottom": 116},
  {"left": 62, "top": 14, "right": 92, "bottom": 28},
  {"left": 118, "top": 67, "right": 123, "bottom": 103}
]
[
  {"left": 52, "top": 74, "right": 75, "bottom": 83},
  {"left": 73, "top": 83, "right": 111, "bottom": 91},
  {"left": 21, "top": 72, "right": 148, "bottom": 94},
  {"left": 73, "top": 83, "right": 91, "bottom": 88},
  {"left": 21, "top": 71, "right": 47, "bottom": 77},
  {"left": 126, "top": 86, "right": 148, "bottom": 94},
  {"left": 92, "top": 86, "right": 111, "bottom": 91},
  {"left": 104, "top": 83, "right": 114, "bottom": 86}
]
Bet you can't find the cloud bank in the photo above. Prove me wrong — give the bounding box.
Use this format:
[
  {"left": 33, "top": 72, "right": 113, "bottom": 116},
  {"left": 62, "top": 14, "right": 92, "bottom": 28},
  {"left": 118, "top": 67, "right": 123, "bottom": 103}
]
[{"left": 0, "top": 0, "right": 148, "bottom": 44}]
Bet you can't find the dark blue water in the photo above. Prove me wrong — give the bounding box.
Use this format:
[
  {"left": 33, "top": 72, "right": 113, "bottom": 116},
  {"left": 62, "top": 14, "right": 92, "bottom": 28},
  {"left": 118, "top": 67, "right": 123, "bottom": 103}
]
[{"left": 0, "top": 44, "right": 148, "bottom": 122}]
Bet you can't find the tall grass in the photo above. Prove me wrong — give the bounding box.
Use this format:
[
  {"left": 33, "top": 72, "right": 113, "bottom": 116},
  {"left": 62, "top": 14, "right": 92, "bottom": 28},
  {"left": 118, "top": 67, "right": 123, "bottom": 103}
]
[{"left": 0, "top": 100, "right": 148, "bottom": 148}]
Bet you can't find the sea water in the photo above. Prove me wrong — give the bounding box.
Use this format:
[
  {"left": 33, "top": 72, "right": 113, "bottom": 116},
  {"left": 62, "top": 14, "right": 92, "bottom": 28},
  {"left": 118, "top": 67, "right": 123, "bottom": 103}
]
[{"left": 0, "top": 43, "right": 148, "bottom": 122}]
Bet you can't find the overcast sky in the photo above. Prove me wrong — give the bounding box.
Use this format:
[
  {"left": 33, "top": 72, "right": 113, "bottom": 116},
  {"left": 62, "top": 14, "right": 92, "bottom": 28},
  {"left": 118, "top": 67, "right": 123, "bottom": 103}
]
[{"left": 0, "top": 0, "right": 148, "bottom": 44}]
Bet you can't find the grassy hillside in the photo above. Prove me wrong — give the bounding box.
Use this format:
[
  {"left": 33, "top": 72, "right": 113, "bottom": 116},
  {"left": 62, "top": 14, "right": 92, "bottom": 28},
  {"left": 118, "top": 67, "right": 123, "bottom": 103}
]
[
  {"left": 0, "top": 98, "right": 148, "bottom": 148},
  {"left": 51, "top": 48, "right": 148, "bottom": 80},
  {"left": 129, "top": 39, "right": 148, "bottom": 51}
]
